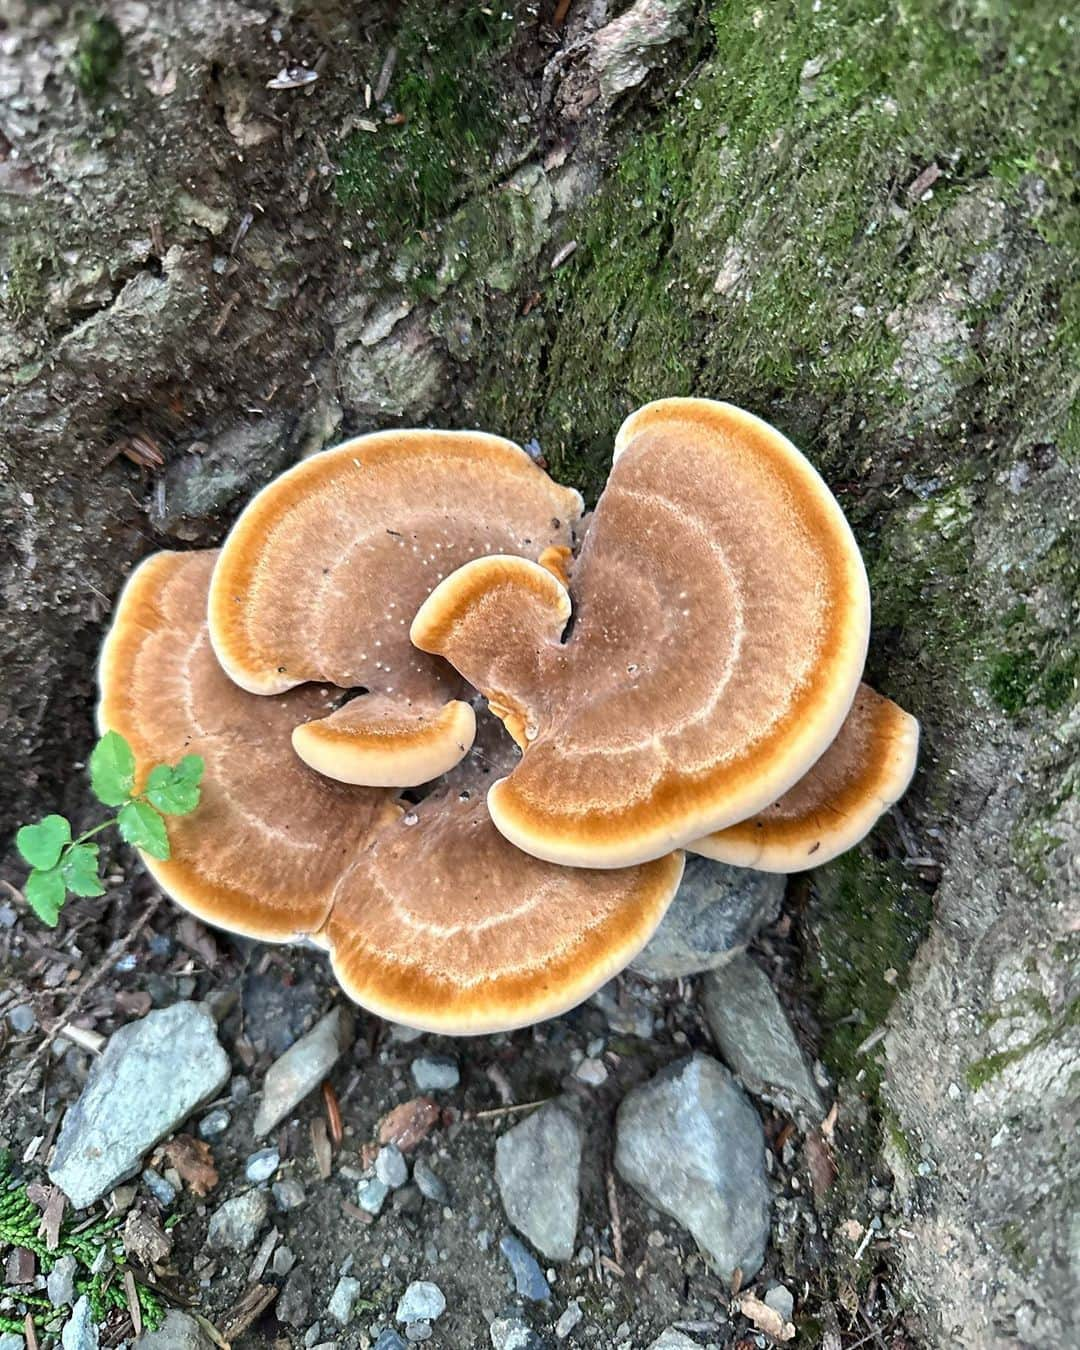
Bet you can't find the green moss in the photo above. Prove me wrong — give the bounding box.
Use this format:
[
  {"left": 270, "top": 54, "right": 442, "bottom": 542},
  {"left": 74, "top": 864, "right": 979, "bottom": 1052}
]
[
  {"left": 336, "top": 2, "right": 517, "bottom": 239},
  {"left": 989, "top": 649, "right": 1041, "bottom": 715},
  {"left": 71, "top": 14, "right": 123, "bottom": 101},
  {"left": 965, "top": 995, "right": 1080, "bottom": 1090},
  {"left": 803, "top": 851, "right": 934, "bottom": 1094},
  {"left": 3, "top": 236, "right": 49, "bottom": 323}
]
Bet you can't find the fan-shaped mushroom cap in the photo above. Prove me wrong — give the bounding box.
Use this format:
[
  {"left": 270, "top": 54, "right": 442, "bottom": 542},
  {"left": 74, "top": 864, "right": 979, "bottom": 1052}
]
[
  {"left": 321, "top": 723, "right": 683, "bottom": 1035},
  {"left": 97, "top": 551, "right": 393, "bottom": 941},
  {"left": 206, "top": 429, "right": 581, "bottom": 785},
  {"left": 691, "top": 684, "right": 919, "bottom": 872},
  {"left": 412, "top": 398, "right": 871, "bottom": 869},
  {"left": 291, "top": 695, "right": 477, "bottom": 787},
  {"left": 99, "top": 550, "right": 681, "bottom": 1033}
]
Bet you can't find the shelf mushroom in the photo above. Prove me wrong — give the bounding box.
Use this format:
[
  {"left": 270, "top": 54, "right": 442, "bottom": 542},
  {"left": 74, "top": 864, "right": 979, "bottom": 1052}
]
[
  {"left": 412, "top": 398, "right": 878, "bottom": 869},
  {"left": 98, "top": 548, "right": 681, "bottom": 1032},
  {"left": 690, "top": 684, "right": 919, "bottom": 872},
  {"left": 208, "top": 429, "right": 583, "bottom": 787}
]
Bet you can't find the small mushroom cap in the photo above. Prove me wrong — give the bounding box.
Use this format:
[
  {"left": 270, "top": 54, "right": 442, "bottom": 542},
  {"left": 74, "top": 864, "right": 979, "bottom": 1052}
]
[
  {"left": 208, "top": 428, "right": 583, "bottom": 696},
  {"left": 292, "top": 696, "right": 476, "bottom": 787},
  {"left": 412, "top": 399, "right": 871, "bottom": 869},
  {"left": 691, "top": 684, "right": 919, "bottom": 872},
  {"left": 98, "top": 550, "right": 393, "bottom": 941},
  {"left": 321, "top": 727, "right": 684, "bottom": 1035}
]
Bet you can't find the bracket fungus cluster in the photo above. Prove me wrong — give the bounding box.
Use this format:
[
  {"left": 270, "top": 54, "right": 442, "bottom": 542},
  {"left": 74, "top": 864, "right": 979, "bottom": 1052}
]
[{"left": 98, "top": 401, "right": 917, "bottom": 1034}]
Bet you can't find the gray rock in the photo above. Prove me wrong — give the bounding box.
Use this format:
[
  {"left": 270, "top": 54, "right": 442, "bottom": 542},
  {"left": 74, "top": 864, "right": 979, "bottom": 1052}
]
[
  {"left": 615, "top": 1053, "right": 770, "bottom": 1282},
  {"left": 47, "top": 1253, "right": 78, "bottom": 1306},
  {"left": 271, "top": 1245, "right": 296, "bottom": 1277},
  {"left": 647, "top": 1332, "right": 703, "bottom": 1350},
  {"left": 701, "top": 952, "right": 824, "bottom": 1120},
  {"left": 587, "top": 0, "right": 694, "bottom": 100},
  {"left": 490, "top": 1311, "right": 546, "bottom": 1350},
  {"left": 197, "top": 1108, "right": 230, "bottom": 1140},
  {"left": 555, "top": 1300, "right": 582, "bottom": 1339},
  {"left": 376, "top": 1144, "right": 408, "bottom": 1189},
  {"left": 357, "top": 1176, "right": 390, "bottom": 1214},
  {"left": 141, "top": 1168, "right": 176, "bottom": 1207},
  {"left": 245, "top": 1147, "right": 281, "bottom": 1183},
  {"left": 206, "top": 1188, "right": 270, "bottom": 1253},
  {"left": 0, "top": 1337, "right": 22, "bottom": 1350},
  {"left": 253, "top": 1007, "right": 353, "bottom": 1137},
  {"left": 272, "top": 1178, "right": 306, "bottom": 1211},
  {"left": 410, "top": 1055, "right": 460, "bottom": 1091},
  {"left": 765, "top": 1284, "right": 795, "bottom": 1321},
  {"left": 49, "top": 1002, "right": 229, "bottom": 1209},
  {"left": 495, "top": 1103, "right": 582, "bottom": 1262},
  {"left": 135, "top": 1310, "right": 216, "bottom": 1348},
  {"left": 328, "top": 1275, "right": 362, "bottom": 1325},
  {"left": 373, "top": 1333, "right": 408, "bottom": 1350},
  {"left": 630, "top": 857, "right": 782, "bottom": 981},
  {"left": 7, "top": 1004, "right": 35, "bottom": 1034},
  {"left": 499, "top": 1234, "right": 551, "bottom": 1301},
  {"left": 395, "top": 1282, "right": 446, "bottom": 1324},
  {"left": 413, "top": 1158, "right": 449, "bottom": 1204},
  {"left": 278, "top": 1266, "right": 313, "bottom": 1328},
  {"left": 405, "top": 1322, "right": 432, "bottom": 1342},
  {"left": 61, "top": 1296, "right": 98, "bottom": 1350}
]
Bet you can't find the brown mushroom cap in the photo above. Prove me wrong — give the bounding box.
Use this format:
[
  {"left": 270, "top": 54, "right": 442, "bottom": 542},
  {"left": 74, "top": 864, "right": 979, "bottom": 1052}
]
[
  {"left": 291, "top": 695, "right": 477, "bottom": 787},
  {"left": 206, "top": 429, "right": 581, "bottom": 785},
  {"left": 321, "top": 723, "right": 683, "bottom": 1035},
  {"left": 97, "top": 551, "right": 393, "bottom": 941},
  {"left": 690, "top": 684, "right": 919, "bottom": 871},
  {"left": 412, "top": 398, "right": 871, "bottom": 869},
  {"left": 99, "top": 548, "right": 681, "bottom": 1032}
]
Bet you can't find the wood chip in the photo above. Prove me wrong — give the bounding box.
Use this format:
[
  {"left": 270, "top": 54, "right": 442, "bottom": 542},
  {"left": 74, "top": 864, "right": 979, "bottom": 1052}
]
[
  {"left": 123, "top": 1208, "right": 172, "bottom": 1265},
  {"left": 805, "top": 1128, "right": 838, "bottom": 1198},
  {"left": 160, "top": 1135, "right": 218, "bottom": 1196},
  {"left": 23, "top": 1312, "right": 38, "bottom": 1350},
  {"left": 37, "top": 1185, "right": 65, "bottom": 1251},
  {"left": 907, "top": 162, "right": 942, "bottom": 200},
  {"left": 377, "top": 1097, "right": 439, "bottom": 1152},
  {"left": 322, "top": 1080, "right": 343, "bottom": 1149},
  {"left": 123, "top": 1267, "right": 143, "bottom": 1338},
  {"left": 737, "top": 1292, "right": 796, "bottom": 1341},
  {"left": 374, "top": 45, "right": 398, "bottom": 102},
  {"left": 310, "top": 1116, "right": 332, "bottom": 1179},
  {"left": 341, "top": 1199, "right": 374, "bottom": 1225},
  {"left": 248, "top": 1226, "right": 279, "bottom": 1283},
  {"left": 605, "top": 1168, "right": 624, "bottom": 1268},
  {"left": 219, "top": 1283, "right": 278, "bottom": 1341},
  {"left": 6, "top": 1247, "right": 35, "bottom": 1284}
]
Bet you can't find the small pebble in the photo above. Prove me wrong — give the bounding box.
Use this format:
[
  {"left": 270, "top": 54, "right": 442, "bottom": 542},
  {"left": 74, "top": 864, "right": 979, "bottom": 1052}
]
[
  {"left": 198, "top": 1108, "right": 230, "bottom": 1139},
  {"left": 396, "top": 1281, "right": 446, "bottom": 1324},
  {"left": 410, "top": 1055, "right": 460, "bottom": 1091},
  {"left": 373, "top": 1332, "right": 408, "bottom": 1350},
  {"left": 499, "top": 1234, "right": 551, "bottom": 1301},
  {"left": 405, "top": 1322, "right": 432, "bottom": 1343},
  {"left": 245, "top": 1147, "right": 280, "bottom": 1183},
  {"left": 47, "top": 1253, "right": 78, "bottom": 1307},
  {"left": 273, "top": 1178, "right": 306, "bottom": 1211},
  {"left": 376, "top": 1144, "right": 408, "bottom": 1189},
  {"left": 358, "top": 1177, "right": 390, "bottom": 1215},
  {"left": 141, "top": 1167, "right": 176, "bottom": 1207},
  {"left": 303, "top": 1323, "right": 321, "bottom": 1347},
  {"left": 7, "top": 1004, "right": 36, "bottom": 1035},
  {"left": 413, "top": 1158, "right": 449, "bottom": 1204},
  {"left": 328, "top": 1274, "right": 362, "bottom": 1325},
  {"left": 272, "top": 1245, "right": 296, "bottom": 1277},
  {"left": 573, "top": 1058, "right": 608, "bottom": 1086},
  {"left": 555, "top": 1300, "right": 583, "bottom": 1339},
  {"left": 765, "top": 1284, "right": 795, "bottom": 1321}
]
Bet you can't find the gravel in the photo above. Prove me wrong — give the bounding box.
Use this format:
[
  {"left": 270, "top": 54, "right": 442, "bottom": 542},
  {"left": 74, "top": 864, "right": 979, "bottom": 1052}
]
[
  {"left": 495, "top": 1103, "right": 582, "bottom": 1262},
  {"left": 277, "top": 1266, "right": 313, "bottom": 1327},
  {"left": 396, "top": 1281, "right": 446, "bottom": 1324},
  {"left": 328, "top": 1274, "right": 363, "bottom": 1325},
  {"left": 60, "top": 1296, "right": 98, "bottom": 1350},
  {"left": 272, "top": 1177, "right": 306, "bottom": 1211},
  {"left": 373, "top": 1332, "right": 408, "bottom": 1350},
  {"left": 413, "top": 1157, "right": 449, "bottom": 1204},
  {"left": 47, "top": 1253, "right": 77, "bottom": 1306},
  {"left": 134, "top": 1311, "right": 216, "bottom": 1348},
  {"left": 252, "top": 1006, "right": 353, "bottom": 1137},
  {"left": 48, "top": 1002, "right": 229, "bottom": 1209},
  {"left": 245, "top": 1147, "right": 281, "bottom": 1183},
  {"left": 206, "top": 1188, "right": 271, "bottom": 1253},
  {"left": 197, "top": 1108, "right": 230, "bottom": 1139},
  {"left": 376, "top": 1143, "right": 409, "bottom": 1188},
  {"left": 615, "top": 1053, "right": 771, "bottom": 1283},
  {"left": 499, "top": 1233, "right": 551, "bottom": 1301},
  {"left": 357, "top": 1176, "right": 390, "bottom": 1214},
  {"left": 410, "top": 1055, "right": 460, "bottom": 1091},
  {"left": 555, "top": 1300, "right": 583, "bottom": 1339}
]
